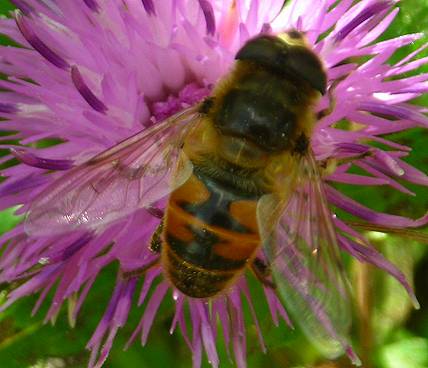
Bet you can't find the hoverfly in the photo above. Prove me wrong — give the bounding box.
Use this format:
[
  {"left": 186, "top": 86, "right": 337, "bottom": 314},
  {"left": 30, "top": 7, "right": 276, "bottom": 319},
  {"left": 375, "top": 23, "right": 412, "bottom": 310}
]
[{"left": 25, "top": 31, "right": 354, "bottom": 360}]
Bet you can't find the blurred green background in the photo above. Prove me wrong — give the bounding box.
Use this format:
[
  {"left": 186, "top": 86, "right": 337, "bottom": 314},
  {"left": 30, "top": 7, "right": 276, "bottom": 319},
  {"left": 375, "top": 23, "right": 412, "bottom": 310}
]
[{"left": 1, "top": 1, "right": 428, "bottom": 367}]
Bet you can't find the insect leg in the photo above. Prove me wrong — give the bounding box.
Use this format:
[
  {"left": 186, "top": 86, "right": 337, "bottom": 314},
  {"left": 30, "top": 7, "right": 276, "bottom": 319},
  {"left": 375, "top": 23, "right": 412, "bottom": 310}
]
[
  {"left": 120, "top": 257, "right": 160, "bottom": 279},
  {"left": 318, "top": 150, "right": 373, "bottom": 177},
  {"left": 251, "top": 257, "right": 276, "bottom": 289},
  {"left": 120, "top": 223, "right": 163, "bottom": 279},
  {"left": 316, "top": 76, "right": 346, "bottom": 119},
  {"left": 149, "top": 222, "right": 163, "bottom": 253}
]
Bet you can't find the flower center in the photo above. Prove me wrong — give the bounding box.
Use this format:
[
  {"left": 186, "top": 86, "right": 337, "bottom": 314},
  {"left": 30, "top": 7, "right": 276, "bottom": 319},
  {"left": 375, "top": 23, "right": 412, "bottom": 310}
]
[{"left": 151, "top": 83, "right": 210, "bottom": 122}]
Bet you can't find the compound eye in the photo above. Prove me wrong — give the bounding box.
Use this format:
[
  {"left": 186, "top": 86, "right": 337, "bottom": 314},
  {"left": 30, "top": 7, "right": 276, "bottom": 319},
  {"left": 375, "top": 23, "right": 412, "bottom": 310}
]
[
  {"left": 279, "top": 47, "right": 327, "bottom": 95},
  {"left": 236, "top": 35, "right": 327, "bottom": 95}
]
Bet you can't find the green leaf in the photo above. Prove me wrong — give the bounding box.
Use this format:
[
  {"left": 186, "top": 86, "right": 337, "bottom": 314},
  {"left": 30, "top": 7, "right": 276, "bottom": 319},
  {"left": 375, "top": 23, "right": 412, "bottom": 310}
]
[
  {"left": 0, "top": 207, "right": 22, "bottom": 234},
  {"left": 378, "top": 334, "right": 428, "bottom": 368}
]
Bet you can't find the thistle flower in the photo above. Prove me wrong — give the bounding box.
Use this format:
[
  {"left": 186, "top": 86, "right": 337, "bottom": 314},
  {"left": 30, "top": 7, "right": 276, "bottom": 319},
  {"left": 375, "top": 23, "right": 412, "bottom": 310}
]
[{"left": 1, "top": 1, "right": 428, "bottom": 367}]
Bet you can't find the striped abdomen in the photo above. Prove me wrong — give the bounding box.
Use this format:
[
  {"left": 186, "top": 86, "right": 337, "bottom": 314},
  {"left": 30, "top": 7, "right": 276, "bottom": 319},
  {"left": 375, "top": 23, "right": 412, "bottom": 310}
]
[{"left": 162, "top": 167, "right": 261, "bottom": 298}]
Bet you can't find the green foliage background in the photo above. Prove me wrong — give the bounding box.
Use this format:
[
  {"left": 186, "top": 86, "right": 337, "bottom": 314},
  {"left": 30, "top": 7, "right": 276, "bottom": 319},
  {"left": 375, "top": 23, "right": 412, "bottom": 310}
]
[{"left": 0, "top": 1, "right": 428, "bottom": 367}]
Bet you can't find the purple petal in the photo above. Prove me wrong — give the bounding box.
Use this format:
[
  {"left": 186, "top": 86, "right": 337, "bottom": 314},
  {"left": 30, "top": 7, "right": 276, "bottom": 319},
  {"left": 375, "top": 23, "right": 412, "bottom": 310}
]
[
  {"left": 229, "top": 290, "right": 247, "bottom": 368},
  {"left": 212, "top": 297, "right": 231, "bottom": 358},
  {"left": 363, "top": 151, "right": 410, "bottom": 178},
  {"left": 94, "top": 326, "right": 119, "bottom": 368},
  {"left": 395, "top": 159, "right": 428, "bottom": 186},
  {"left": 169, "top": 294, "right": 188, "bottom": 339},
  {"left": 71, "top": 66, "right": 108, "bottom": 113},
  {"left": 199, "top": 0, "right": 216, "bottom": 36},
  {"left": 10, "top": 0, "right": 34, "bottom": 15},
  {"left": 138, "top": 268, "right": 161, "bottom": 305},
  {"left": 49, "top": 232, "right": 93, "bottom": 262},
  {"left": 338, "top": 235, "right": 419, "bottom": 309},
  {"left": 333, "top": 142, "right": 370, "bottom": 156},
  {"left": 88, "top": 279, "right": 137, "bottom": 368},
  {"left": 321, "top": 0, "right": 353, "bottom": 33},
  {"left": 31, "top": 276, "right": 56, "bottom": 316},
  {"left": 87, "top": 280, "right": 123, "bottom": 350},
  {"left": 83, "top": 0, "right": 99, "bottom": 12},
  {"left": 355, "top": 161, "right": 414, "bottom": 195},
  {"left": 334, "top": 1, "right": 393, "bottom": 42},
  {"left": 0, "top": 264, "right": 62, "bottom": 313},
  {"left": 358, "top": 101, "right": 428, "bottom": 127},
  {"left": 239, "top": 280, "right": 266, "bottom": 353},
  {"left": 10, "top": 148, "right": 73, "bottom": 171},
  {"left": 358, "top": 8, "right": 399, "bottom": 46},
  {"left": 71, "top": 275, "right": 97, "bottom": 325},
  {"left": 263, "top": 287, "right": 293, "bottom": 328},
  {"left": 387, "top": 57, "right": 428, "bottom": 77},
  {"left": 141, "top": 282, "right": 169, "bottom": 345},
  {"left": 0, "top": 103, "right": 19, "bottom": 114},
  {"left": 195, "top": 302, "right": 219, "bottom": 368},
  {"left": 0, "top": 174, "right": 49, "bottom": 197},
  {"left": 141, "top": 0, "right": 156, "bottom": 16},
  {"left": 15, "top": 11, "right": 69, "bottom": 70},
  {"left": 327, "top": 172, "right": 388, "bottom": 186},
  {"left": 190, "top": 302, "right": 202, "bottom": 368},
  {"left": 396, "top": 43, "right": 428, "bottom": 67},
  {"left": 114, "top": 279, "right": 137, "bottom": 327},
  {"left": 260, "top": 23, "right": 272, "bottom": 34},
  {"left": 327, "top": 185, "right": 428, "bottom": 227}
]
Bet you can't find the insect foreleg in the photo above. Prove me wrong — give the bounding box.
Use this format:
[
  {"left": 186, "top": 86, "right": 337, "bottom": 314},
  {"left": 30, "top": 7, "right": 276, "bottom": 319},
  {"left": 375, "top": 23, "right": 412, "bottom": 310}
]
[{"left": 316, "top": 75, "right": 348, "bottom": 120}]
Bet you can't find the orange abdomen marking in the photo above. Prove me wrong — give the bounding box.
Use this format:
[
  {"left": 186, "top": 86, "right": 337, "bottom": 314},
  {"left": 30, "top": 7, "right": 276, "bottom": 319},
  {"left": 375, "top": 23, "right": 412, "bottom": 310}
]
[{"left": 162, "top": 167, "right": 262, "bottom": 298}]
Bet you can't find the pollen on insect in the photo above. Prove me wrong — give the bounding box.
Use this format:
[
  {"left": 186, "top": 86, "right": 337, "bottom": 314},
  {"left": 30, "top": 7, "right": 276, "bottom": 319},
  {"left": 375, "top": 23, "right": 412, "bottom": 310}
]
[{"left": 277, "top": 31, "right": 307, "bottom": 47}]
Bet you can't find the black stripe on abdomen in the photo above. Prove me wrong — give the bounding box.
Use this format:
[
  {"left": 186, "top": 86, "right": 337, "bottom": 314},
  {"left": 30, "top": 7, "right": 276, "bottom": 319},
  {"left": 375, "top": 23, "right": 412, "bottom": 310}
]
[
  {"left": 164, "top": 247, "right": 236, "bottom": 298},
  {"left": 166, "top": 230, "right": 246, "bottom": 271}
]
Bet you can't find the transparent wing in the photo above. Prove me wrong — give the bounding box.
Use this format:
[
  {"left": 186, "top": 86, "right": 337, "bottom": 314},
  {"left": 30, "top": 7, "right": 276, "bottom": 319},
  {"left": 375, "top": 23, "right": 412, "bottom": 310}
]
[
  {"left": 259, "top": 150, "right": 354, "bottom": 360},
  {"left": 25, "top": 107, "right": 201, "bottom": 237}
]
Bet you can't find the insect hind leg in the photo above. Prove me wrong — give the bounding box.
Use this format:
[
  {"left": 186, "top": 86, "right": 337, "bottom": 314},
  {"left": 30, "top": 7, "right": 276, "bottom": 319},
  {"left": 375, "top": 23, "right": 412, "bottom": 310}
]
[
  {"left": 149, "top": 221, "right": 163, "bottom": 253},
  {"left": 251, "top": 257, "right": 276, "bottom": 289},
  {"left": 120, "top": 257, "right": 160, "bottom": 279}
]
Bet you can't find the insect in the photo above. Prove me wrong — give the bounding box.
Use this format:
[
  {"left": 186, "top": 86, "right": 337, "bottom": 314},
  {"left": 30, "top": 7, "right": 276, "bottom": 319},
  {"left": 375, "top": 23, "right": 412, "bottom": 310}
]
[{"left": 25, "top": 31, "right": 354, "bottom": 360}]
